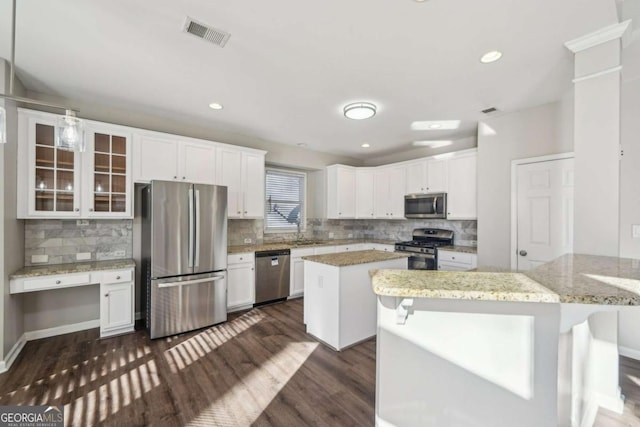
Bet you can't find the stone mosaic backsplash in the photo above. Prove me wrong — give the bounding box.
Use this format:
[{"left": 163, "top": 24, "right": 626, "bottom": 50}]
[
  {"left": 25, "top": 219, "right": 133, "bottom": 266},
  {"left": 229, "top": 218, "right": 477, "bottom": 247}
]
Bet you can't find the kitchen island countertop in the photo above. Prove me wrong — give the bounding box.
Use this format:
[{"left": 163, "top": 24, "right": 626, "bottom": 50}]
[
  {"left": 371, "top": 254, "right": 640, "bottom": 305},
  {"left": 303, "top": 250, "right": 410, "bottom": 267}
]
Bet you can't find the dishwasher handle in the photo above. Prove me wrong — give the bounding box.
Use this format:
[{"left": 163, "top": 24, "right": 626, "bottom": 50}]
[{"left": 255, "top": 250, "right": 291, "bottom": 258}]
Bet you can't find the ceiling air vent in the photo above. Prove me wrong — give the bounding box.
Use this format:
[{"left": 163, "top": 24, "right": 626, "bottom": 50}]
[
  {"left": 183, "top": 17, "right": 231, "bottom": 47},
  {"left": 481, "top": 107, "right": 499, "bottom": 114}
]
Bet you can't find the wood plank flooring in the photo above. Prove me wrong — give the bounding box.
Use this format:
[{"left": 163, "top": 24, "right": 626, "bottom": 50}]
[{"left": 0, "top": 298, "right": 639, "bottom": 426}]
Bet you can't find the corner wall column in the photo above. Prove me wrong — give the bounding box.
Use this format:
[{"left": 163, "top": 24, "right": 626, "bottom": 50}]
[{"left": 565, "top": 21, "right": 631, "bottom": 256}]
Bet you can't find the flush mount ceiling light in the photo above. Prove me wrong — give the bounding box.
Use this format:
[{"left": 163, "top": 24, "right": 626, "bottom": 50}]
[
  {"left": 412, "top": 140, "right": 453, "bottom": 148},
  {"left": 480, "top": 50, "right": 503, "bottom": 64},
  {"left": 344, "top": 102, "right": 377, "bottom": 120},
  {"left": 361, "top": 143, "right": 371, "bottom": 148},
  {"left": 411, "top": 120, "right": 461, "bottom": 131},
  {"left": 0, "top": 0, "right": 85, "bottom": 151},
  {"left": 209, "top": 102, "right": 224, "bottom": 110}
]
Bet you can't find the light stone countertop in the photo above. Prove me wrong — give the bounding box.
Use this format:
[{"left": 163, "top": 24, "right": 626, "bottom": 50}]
[
  {"left": 371, "top": 254, "right": 640, "bottom": 306},
  {"left": 371, "top": 270, "right": 559, "bottom": 303},
  {"left": 10, "top": 259, "right": 136, "bottom": 279},
  {"left": 303, "top": 250, "right": 410, "bottom": 267},
  {"left": 228, "top": 239, "right": 397, "bottom": 254},
  {"left": 438, "top": 245, "right": 477, "bottom": 254}
]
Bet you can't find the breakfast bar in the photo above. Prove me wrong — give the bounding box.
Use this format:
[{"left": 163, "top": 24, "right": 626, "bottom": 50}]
[{"left": 371, "top": 254, "right": 640, "bottom": 427}]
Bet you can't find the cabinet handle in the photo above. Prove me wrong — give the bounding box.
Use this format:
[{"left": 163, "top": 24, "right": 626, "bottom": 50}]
[
  {"left": 74, "top": 208, "right": 79, "bottom": 212},
  {"left": 89, "top": 208, "right": 94, "bottom": 212},
  {"left": 182, "top": 176, "right": 186, "bottom": 180},
  {"left": 251, "top": 267, "right": 254, "bottom": 271},
  {"left": 55, "top": 280, "right": 61, "bottom": 284},
  {"left": 174, "top": 176, "right": 177, "bottom": 179},
  {"left": 244, "top": 211, "right": 247, "bottom": 214},
  {"left": 116, "top": 275, "right": 121, "bottom": 280},
  {"left": 239, "top": 257, "right": 243, "bottom": 261},
  {"left": 237, "top": 211, "right": 241, "bottom": 214},
  {"left": 105, "top": 293, "right": 109, "bottom": 297}
]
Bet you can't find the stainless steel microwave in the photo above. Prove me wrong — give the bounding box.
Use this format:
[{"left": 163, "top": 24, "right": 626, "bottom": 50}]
[{"left": 404, "top": 193, "right": 447, "bottom": 219}]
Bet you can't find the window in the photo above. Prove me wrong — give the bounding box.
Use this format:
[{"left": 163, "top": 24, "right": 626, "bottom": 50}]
[{"left": 265, "top": 168, "right": 306, "bottom": 232}]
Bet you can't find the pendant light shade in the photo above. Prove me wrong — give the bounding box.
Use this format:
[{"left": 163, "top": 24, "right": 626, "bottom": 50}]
[
  {"left": 56, "top": 110, "right": 85, "bottom": 152},
  {"left": 0, "top": 106, "right": 6, "bottom": 144}
]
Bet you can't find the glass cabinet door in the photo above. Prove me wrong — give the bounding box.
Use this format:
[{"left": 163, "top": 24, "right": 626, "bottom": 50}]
[
  {"left": 33, "top": 122, "right": 78, "bottom": 213},
  {"left": 90, "top": 131, "right": 129, "bottom": 215}
]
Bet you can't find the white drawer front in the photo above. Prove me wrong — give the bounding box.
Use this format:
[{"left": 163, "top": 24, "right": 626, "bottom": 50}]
[
  {"left": 23, "top": 273, "right": 92, "bottom": 292},
  {"left": 103, "top": 269, "right": 133, "bottom": 284},
  {"left": 438, "top": 251, "right": 474, "bottom": 264},
  {"left": 228, "top": 252, "right": 254, "bottom": 265}
]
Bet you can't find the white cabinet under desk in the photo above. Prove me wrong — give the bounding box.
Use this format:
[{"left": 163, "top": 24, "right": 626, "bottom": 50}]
[{"left": 9, "top": 260, "right": 135, "bottom": 338}]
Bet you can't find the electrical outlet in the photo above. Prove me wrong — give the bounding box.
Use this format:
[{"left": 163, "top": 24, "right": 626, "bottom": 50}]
[
  {"left": 76, "top": 219, "right": 90, "bottom": 226},
  {"left": 329, "top": 232, "right": 334, "bottom": 239},
  {"left": 633, "top": 225, "right": 640, "bottom": 239},
  {"left": 114, "top": 250, "right": 126, "bottom": 257},
  {"left": 31, "top": 254, "right": 48, "bottom": 264},
  {"left": 244, "top": 238, "right": 252, "bottom": 244},
  {"left": 76, "top": 252, "right": 91, "bottom": 261}
]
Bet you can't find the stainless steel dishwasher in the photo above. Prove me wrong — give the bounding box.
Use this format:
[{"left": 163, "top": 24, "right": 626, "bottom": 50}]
[{"left": 255, "top": 249, "right": 291, "bottom": 305}]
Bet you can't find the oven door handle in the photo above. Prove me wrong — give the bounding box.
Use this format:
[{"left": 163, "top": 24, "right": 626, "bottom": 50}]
[
  {"left": 433, "top": 196, "right": 437, "bottom": 213},
  {"left": 408, "top": 253, "right": 436, "bottom": 259}
]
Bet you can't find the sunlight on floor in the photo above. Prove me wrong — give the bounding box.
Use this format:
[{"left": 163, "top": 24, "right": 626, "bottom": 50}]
[
  {"left": 186, "top": 341, "right": 319, "bottom": 426},
  {"left": 164, "top": 310, "right": 266, "bottom": 374}
]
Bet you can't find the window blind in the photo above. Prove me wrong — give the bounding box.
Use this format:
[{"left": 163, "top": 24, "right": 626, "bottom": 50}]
[{"left": 265, "top": 169, "right": 306, "bottom": 231}]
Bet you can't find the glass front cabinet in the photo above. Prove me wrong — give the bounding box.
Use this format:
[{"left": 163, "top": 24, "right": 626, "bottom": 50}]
[{"left": 18, "top": 109, "right": 133, "bottom": 219}]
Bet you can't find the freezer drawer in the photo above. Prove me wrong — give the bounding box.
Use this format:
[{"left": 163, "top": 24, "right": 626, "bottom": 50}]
[{"left": 149, "top": 271, "right": 227, "bottom": 339}]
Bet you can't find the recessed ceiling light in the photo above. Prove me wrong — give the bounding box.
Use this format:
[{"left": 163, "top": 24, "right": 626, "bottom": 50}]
[
  {"left": 344, "top": 102, "right": 377, "bottom": 120},
  {"left": 412, "top": 140, "right": 453, "bottom": 148},
  {"left": 209, "top": 102, "right": 224, "bottom": 110},
  {"left": 361, "top": 143, "right": 371, "bottom": 148},
  {"left": 411, "top": 120, "right": 461, "bottom": 131},
  {"left": 480, "top": 50, "right": 503, "bottom": 64},
  {"left": 297, "top": 143, "right": 307, "bottom": 147}
]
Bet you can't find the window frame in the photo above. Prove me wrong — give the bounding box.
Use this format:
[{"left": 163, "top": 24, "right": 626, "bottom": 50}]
[{"left": 263, "top": 167, "right": 307, "bottom": 234}]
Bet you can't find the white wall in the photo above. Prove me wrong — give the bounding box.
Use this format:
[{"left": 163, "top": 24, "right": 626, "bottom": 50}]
[
  {"left": 477, "top": 98, "right": 574, "bottom": 268},
  {"left": 1, "top": 60, "right": 25, "bottom": 360}
]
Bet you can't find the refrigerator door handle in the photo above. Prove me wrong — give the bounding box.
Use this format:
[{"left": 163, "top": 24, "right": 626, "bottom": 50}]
[
  {"left": 157, "top": 276, "right": 224, "bottom": 288},
  {"left": 188, "top": 188, "right": 194, "bottom": 268},
  {"left": 195, "top": 189, "right": 201, "bottom": 268}
]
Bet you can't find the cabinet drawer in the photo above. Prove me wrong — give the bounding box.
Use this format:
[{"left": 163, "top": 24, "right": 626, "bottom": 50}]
[
  {"left": 103, "top": 269, "right": 133, "bottom": 284},
  {"left": 438, "top": 251, "right": 474, "bottom": 264},
  {"left": 23, "top": 273, "right": 92, "bottom": 292},
  {"left": 228, "top": 252, "right": 254, "bottom": 265}
]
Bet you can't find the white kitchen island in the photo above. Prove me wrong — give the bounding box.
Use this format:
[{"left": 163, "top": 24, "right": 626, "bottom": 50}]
[
  {"left": 303, "top": 250, "right": 409, "bottom": 351},
  {"left": 371, "top": 254, "right": 640, "bottom": 427}
]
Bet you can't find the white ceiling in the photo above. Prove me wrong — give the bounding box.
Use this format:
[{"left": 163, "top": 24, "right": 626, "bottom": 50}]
[{"left": 0, "top": 0, "right": 620, "bottom": 159}]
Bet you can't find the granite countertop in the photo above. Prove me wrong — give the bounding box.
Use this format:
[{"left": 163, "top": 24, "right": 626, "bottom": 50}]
[
  {"left": 10, "top": 259, "right": 136, "bottom": 279},
  {"left": 371, "top": 254, "right": 640, "bottom": 306},
  {"left": 438, "top": 245, "right": 477, "bottom": 254},
  {"left": 228, "top": 239, "right": 397, "bottom": 254},
  {"left": 303, "top": 250, "right": 410, "bottom": 267}
]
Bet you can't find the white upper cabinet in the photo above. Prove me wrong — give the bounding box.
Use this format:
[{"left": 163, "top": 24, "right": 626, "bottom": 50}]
[
  {"left": 355, "top": 168, "right": 375, "bottom": 219},
  {"left": 217, "top": 148, "right": 266, "bottom": 219},
  {"left": 406, "top": 159, "right": 448, "bottom": 194},
  {"left": 326, "top": 165, "right": 356, "bottom": 219},
  {"left": 446, "top": 151, "right": 477, "bottom": 219},
  {"left": 133, "top": 134, "right": 216, "bottom": 184},
  {"left": 17, "top": 109, "right": 132, "bottom": 219},
  {"left": 374, "top": 166, "right": 406, "bottom": 219}
]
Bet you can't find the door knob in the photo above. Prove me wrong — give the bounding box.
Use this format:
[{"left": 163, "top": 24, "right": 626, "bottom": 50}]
[{"left": 519, "top": 250, "right": 528, "bottom": 256}]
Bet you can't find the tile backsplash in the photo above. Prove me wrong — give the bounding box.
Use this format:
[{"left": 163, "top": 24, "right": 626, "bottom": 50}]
[
  {"left": 229, "top": 218, "right": 477, "bottom": 247},
  {"left": 25, "top": 219, "right": 133, "bottom": 266}
]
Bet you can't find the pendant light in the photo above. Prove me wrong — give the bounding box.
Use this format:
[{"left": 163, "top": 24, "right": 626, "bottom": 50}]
[{"left": 0, "top": 0, "right": 85, "bottom": 151}]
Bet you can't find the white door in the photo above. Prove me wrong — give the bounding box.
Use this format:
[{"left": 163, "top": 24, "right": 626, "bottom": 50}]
[{"left": 516, "top": 158, "right": 574, "bottom": 270}]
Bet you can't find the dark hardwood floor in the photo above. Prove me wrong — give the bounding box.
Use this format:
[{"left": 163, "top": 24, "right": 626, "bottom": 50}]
[{"left": 0, "top": 298, "right": 639, "bottom": 426}]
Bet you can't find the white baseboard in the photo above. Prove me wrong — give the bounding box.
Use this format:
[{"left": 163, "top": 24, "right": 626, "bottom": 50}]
[
  {"left": 0, "top": 334, "right": 27, "bottom": 374},
  {"left": 619, "top": 345, "right": 640, "bottom": 361},
  {"left": 24, "top": 319, "right": 100, "bottom": 341}
]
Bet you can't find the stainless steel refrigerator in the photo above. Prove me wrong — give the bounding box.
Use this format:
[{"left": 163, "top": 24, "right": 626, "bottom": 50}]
[{"left": 142, "top": 180, "right": 228, "bottom": 339}]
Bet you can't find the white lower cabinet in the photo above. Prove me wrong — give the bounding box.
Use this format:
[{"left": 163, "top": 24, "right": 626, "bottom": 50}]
[
  {"left": 227, "top": 252, "right": 255, "bottom": 312},
  {"left": 98, "top": 268, "right": 134, "bottom": 337},
  {"left": 437, "top": 250, "right": 477, "bottom": 271},
  {"left": 290, "top": 247, "right": 315, "bottom": 298}
]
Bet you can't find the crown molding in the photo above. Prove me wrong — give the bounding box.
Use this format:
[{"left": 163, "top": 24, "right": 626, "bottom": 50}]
[{"left": 565, "top": 20, "right": 632, "bottom": 53}]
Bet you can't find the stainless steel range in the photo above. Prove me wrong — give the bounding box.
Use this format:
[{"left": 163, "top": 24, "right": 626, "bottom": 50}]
[{"left": 395, "top": 228, "right": 454, "bottom": 270}]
